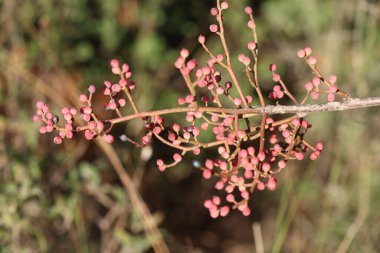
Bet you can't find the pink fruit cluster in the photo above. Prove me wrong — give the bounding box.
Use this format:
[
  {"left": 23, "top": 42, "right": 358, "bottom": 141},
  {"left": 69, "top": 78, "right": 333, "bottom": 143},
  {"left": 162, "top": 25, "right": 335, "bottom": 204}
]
[{"left": 34, "top": 0, "right": 348, "bottom": 218}]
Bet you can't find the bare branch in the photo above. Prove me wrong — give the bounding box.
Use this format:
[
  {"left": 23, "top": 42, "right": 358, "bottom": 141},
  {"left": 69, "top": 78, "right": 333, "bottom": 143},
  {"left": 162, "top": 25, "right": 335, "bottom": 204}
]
[{"left": 109, "top": 97, "right": 380, "bottom": 125}]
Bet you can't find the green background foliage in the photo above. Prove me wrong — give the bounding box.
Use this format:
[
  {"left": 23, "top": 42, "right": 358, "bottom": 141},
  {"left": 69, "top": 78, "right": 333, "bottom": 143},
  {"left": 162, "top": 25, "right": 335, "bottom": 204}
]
[{"left": 1, "top": 0, "right": 380, "bottom": 252}]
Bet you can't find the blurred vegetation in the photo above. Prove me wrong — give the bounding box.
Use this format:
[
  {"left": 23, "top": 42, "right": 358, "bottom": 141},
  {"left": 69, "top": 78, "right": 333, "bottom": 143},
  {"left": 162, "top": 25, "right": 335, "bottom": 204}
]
[{"left": 1, "top": 0, "right": 380, "bottom": 252}]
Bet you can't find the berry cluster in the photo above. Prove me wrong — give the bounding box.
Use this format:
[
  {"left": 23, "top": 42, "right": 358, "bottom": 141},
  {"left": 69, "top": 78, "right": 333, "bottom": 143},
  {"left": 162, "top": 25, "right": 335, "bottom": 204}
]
[{"left": 34, "top": 0, "right": 348, "bottom": 218}]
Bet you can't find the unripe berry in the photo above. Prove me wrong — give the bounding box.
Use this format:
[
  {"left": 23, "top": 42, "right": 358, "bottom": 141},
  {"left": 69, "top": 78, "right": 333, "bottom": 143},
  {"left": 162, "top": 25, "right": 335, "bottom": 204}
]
[
  {"left": 244, "top": 6, "right": 253, "bottom": 14},
  {"left": 220, "top": 2, "right": 228, "bottom": 9},
  {"left": 297, "top": 49, "right": 306, "bottom": 58},
  {"left": 220, "top": 206, "right": 230, "bottom": 217},
  {"left": 327, "top": 93, "right": 335, "bottom": 102},
  {"left": 209, "top": 24, "right": 219, "bottom": 33},
  {"left": 79, "top": 94, "right": 88, "bottom": 103},
  {"left": 226, "top": 194, "right": 235, "bottom": 202},
  {"left": 305, "top": 82, "right": 313, "bottom": 92},
  {"left": 267, "top": 177, "right": 277, "bottom": 191},
  {"left": 248, "top": 42, "right": 257, "bottom": 50},
  {"left": 304, "top": 47, "right": 312, "bottom": 56},
  {"left": 308, "top": 56, "right": 317, "bottom": 65},
  {"left": 278, "top": 160, "right": 286, "bottom": 169},
  {"left": 203, "top": 169, "right": 212, "bottom": 179},
  {"left": 257, "top": 181, "right": 265, "bottom": 191},
  {"left": 210, "top": 7, "right": 218, "bottom": 16},
  {"left": 173, "top": 153, "right": 182, "bottom": 162},
  {"left": 198, "top": 35, "right": 205, "bottom": 44},
  {"left": 54, "top": 136, "right": 63, "bottom": 144}
]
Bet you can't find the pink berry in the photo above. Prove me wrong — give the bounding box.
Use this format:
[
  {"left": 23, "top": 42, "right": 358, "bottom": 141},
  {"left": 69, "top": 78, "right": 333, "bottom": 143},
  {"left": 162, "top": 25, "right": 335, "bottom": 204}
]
[
  {"left": 198, "top": 35, "right": 205, "bottom": 44},
  {"left": 201, "top": 122, "right": 208, "bottom": 130},
  {"left": 205, "top": 160, "right": 214, "bottom": 169},
  {"left": 304, "top": 47, "right": 312, "bottom": 56},
  {"left": 305, "top": 82, "right": 313, "bottom": 92},
  {"left": 122, "top": 63, "right": 129, "bottom": 72},
  {"left": 311, "top": 91, "right": 319, "bottom": 100},
  {"left": 212, "top": 196, "right": 221, "bottom": 205},
  {"left": 103, "top": 88, "right": 111, "bottom": 95},
  {"left": 88, "top": 85, "right": 96, "bottom": 93},
  {"left": 193, "top": 147, "right": 201, "bottom": 155},
  {"left": 54, "top": 136, "right": 63, "bottom": 144},
  {"left": 104, "top": 81, "right": 112, "bottom": 88},
  {"left": 327, "top": 93, "right": 335, "bottom": 102},
  {"left": 258, "top": 152, "right": 265, "bottom": 161},
  {"left": 210, "top": 210, "right": 219, "bottom": 219},
  {"left": 33, "top": 115, "right": 41, "bottom": 122},
  {"left": 69, "top": 108, "right": 77, "bottom": 115},
  {"left": 238, "top": 54, "right": 245, "bottom": 63},
  {"left": 310, "top": 152, "right": 318, "bottom": 160},
  {"left": 185, "top": 95, "right": 195, "bottom": 103},
  {"left": 257, "top": 181, "right": 265, "bottom": 191},
  {"left": 292, "top": 118, "right": 301, "bottom": 126},
  {"left": 110, "top": 59, "right": 119, "bottom": 68},
  {"left": 269, "top": 64, "right": 277, "bottom": 72},
  {"left": 112, "top": 67, "right": 120, "bottom": 75},
  {"left": 312, "top": 77, "right": 321, "bottom": 86},
  {"left": 315, "top": 142, "right": 324, "bottom": 151},
  {"left": 244, "top": 6, "right": 253, "bottom": 14},
  {"left": 234, "top": 98, "right": 242, "bottom": 106},
  {"left": 297, "top": 49, "right": 306, "bottom": 58},
  {"left": 272, "top": 74, "right": 281, "bottom": 82},
  {"left": 295, "top": 152, "right": 304, "bottom": 160},
  {"left": 220, "top": 206, "right": 230, "bottom": 217},
  {"left": 244, "top": 169, "right": 253, "bottom": 178},
  {"left": 215, "top": 181, "right": 224, "bottom": 190},
  {"left": 216, "top": 54, "right": 224, "bottom": 62},
  {"left": 242, "top": 56, "right": 251, "bottom": 65},
  {"left": 226, "top": 194, "right": 235, "bottom": 202},
  {"left": 153, "top": 126, "right": 161, "bottom": 134},
  {"left": 216, "top": 87, "right": 224, "bottom": 95},
  {"left": 329, "top": 85, "right": 338, "bottom": 93},
  {"left": 262, "top": 162, "right": 270, "bottom": 172},
  {"left": 241, "top": 207, "right": 251, "bottom": 216},
  {"left": 177, "top": 97, "right": 185, "bottom": 105},
  {"left": 65, "top": 131, "right": 73, "bottom": 139},
  {"left": 39, "top": 126, "right": 46, "bottom": 134},
  {"left": 204, "top": 199, "right": 213, "bottom": 209},
  {"left": 118, "top": 99, "right": 126, "bottom": 107},
  {"left": 267, "top": 177, "right": 277, "bottom": 191},
  {"left": 221, "top": 1, "right": 229, "bottom": 9},
  {"left": 241, "top": 190, "right": 249, "bottom": 199},
  {"left": 203, "top": 169, "right": 212, "bottom": 179},
  {"left": 209, "top": 24, "right": 219, "bottom": 33},
  {"left": 248, "top": 42, "right": 257, "bottom": 50},
  {"left": 36, "top": 101, "right": 45, "bottom": 109},
  {"left": 210, "top": 7, "right": 218, "bottom": 16},
  {"left": 247, "top": 20, "right": 254, "bottom": 29},
  {"left": 273, "top": 85, "right": 281, "bottom": 92},
  {"left": 103, "top": 134, "right": 114, "bottom": 143},
  {"left": 84, "top": 130, "right": 94, "bottom": 140},
  {"left": 173, "top": 153, "right": 182, "bottom": 162},
  {"left": 79, "top": 94, "right": 88, "bottom": 103},
  {"left": 111, "top": 84, "right": 121, "bottom": 93},
  {"left": 278, "top": 160, "right": 286, "bottom": 169},
  {"left": 180, "top": 48, "right": 189, "bottom": 58},
  {"left": 172, "top": 123, "right": 180, "bottom": 132},
  {"left": 308, "top": 56, "right": 317, "bottom": 65},
  {"left": 329, "top": 75, "right": 337, "bottom": 84}
]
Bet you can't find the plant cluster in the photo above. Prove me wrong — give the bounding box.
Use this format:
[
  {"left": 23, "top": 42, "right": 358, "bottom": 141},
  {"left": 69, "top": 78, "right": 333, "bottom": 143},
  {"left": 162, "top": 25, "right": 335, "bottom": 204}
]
[{"left": 34, "top": 0, "right": 370, "bottom": 218}]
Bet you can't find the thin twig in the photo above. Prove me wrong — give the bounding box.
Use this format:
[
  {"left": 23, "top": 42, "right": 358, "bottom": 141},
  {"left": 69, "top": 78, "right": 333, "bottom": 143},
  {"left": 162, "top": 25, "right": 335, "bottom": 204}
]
[
  {"left": 252, "top": 222, "right": 264, "bottom": 253},
  {"left": 95, "top": 139, "right": 170, "bottom": 253}
]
